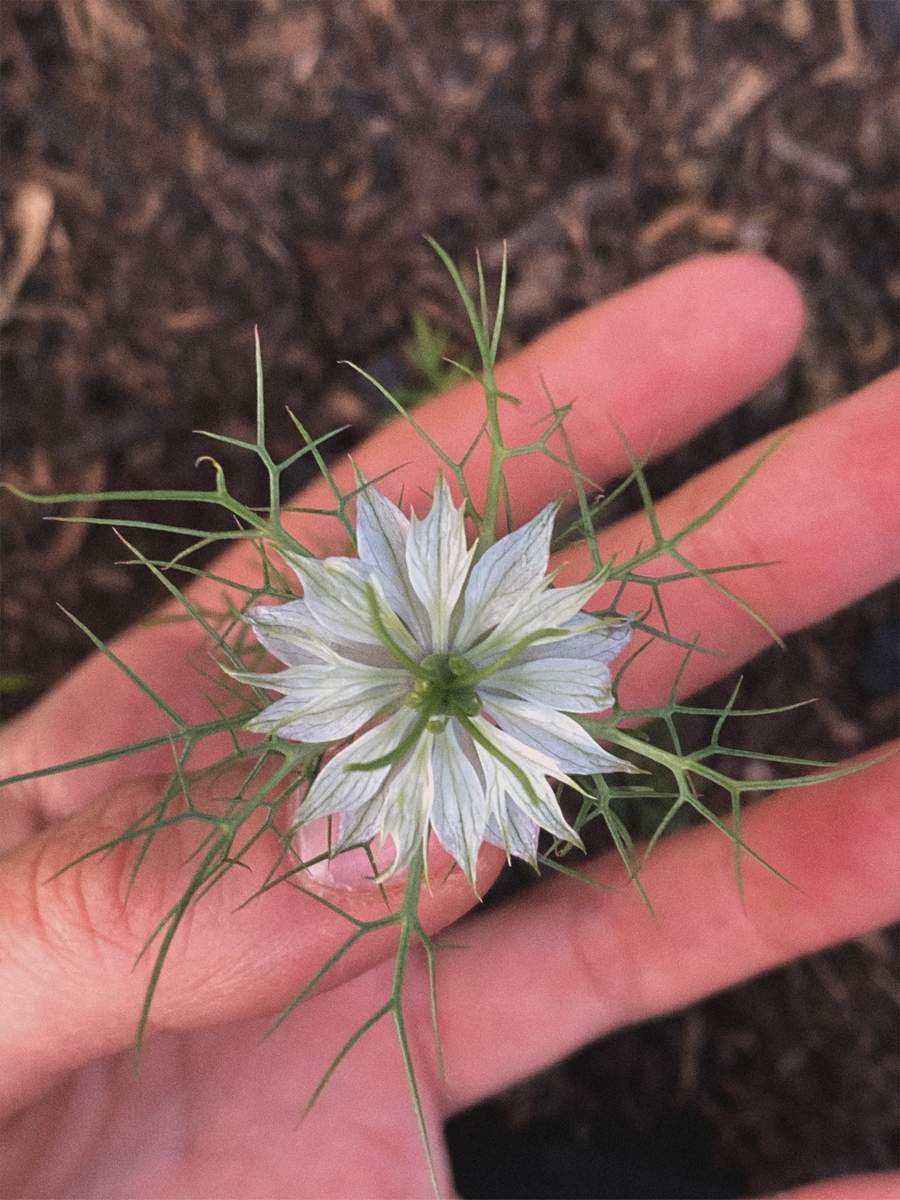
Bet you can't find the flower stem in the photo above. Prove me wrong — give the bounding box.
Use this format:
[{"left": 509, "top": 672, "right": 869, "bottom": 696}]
[
  {"left": 477, "top": 366, "right": 507, "bottom": 557},
  {"left": 390, "top": 850, "right": 441, "bottom": 1198}
]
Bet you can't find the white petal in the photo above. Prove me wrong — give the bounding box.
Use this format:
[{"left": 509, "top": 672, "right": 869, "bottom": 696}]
[
  {"left": 468, "top": 739, "right": 538, "bottom": 862},
  {"left": 356, "top": 484, "right": 431, "bottom": 643},
  {"left": 236, "top": 643, "right": 408, "bottom": 695},
  {"left": 245, "top": 600, "right": 326, "bottom": 666},
  {"left": 470, "top": 719, "right": 581, "bottom": 848},
  {"left": 475, "top": 734, "right": 580, "bottom": 849},
  {"left": 237, "top": 641, "right": 411, "bottom": 741},
  {"left": 289, "top": 555, "right": 420, "bottom": 661},
  {"left": 247, "top": 601, "right": 398, "bottom": 669},
  {"left": 502, "top": 767, "right": 579, "bottom": 847},
  {"left": 484, "top": 807, "right": 539, "bottom": 863},
  {"left": 335, "top": 791, "right": 390, "bottom": 852},
  {"left": 483, "top": 693, "right": 634, "bottom": 775},
  {"left": 405, "top": 475, "right": 474, "bottom": 652},
  {"left": 248, "top": 600, "right": 316, "bottom": 631},
  {"left": 482, "top": 656, "right": 613, "bottom": 714},
  {"left": 465, "top": 576, "right": 600, "bottom": 666},
  {"left": 373, "top": 728, "right": 435, "bottom": 879},
  {"left": 460, "top": 739, "right": 525, "bottom": 864},
  {"left": 298, "top": 708, "right": 419, "bottom": 822},
  {"left": 518, "top": 613, "right": 632, "bottom": 666},
  {"left": 468, "top": 716, "right": 571, "bottom": 784},
  {"left": 430, "top": 719, "right": 489, "bottom": 884},
  {"left": 455, "top": 504, "right": 557, "bottom": 647},
  {"left": 244, "top": 627, "right": 404, "bottom": 676},
  {"left": 246, "top": 678, "right": 409, "bottom": 742}
]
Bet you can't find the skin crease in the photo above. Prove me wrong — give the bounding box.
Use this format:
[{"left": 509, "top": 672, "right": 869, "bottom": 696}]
[{"left": 0, "top": 253, "right": 897, "bottom": 1198}]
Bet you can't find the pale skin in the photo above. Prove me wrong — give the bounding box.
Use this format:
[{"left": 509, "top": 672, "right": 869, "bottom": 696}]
[{"left": 1, "top": 254, "right": 898, "bottom": 1199}]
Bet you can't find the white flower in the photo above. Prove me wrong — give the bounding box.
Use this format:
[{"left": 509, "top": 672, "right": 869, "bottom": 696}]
[{"left": 239, "top": 477, "right": 634, "bottom": 883}]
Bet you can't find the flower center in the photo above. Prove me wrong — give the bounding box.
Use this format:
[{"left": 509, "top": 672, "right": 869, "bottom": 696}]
[{"left": 406, "top": 652, "right": 481, "bottom": 721}]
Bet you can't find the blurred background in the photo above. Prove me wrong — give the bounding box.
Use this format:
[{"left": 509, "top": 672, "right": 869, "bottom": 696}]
[{"left": 1, "top": 2, "right": 898, "bottom": 1196}]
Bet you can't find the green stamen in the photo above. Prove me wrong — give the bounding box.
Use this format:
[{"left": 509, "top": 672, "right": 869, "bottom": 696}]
[
  {"left": 346, "top": 713, "right": 432, "bottom": 772},
  {"left": 464, "top": 626, "right": 571, "bottom": 686},
  {"left": 365, "top": 585, "right": 422, "bottom": 674},
  {"left": 413, "top": 652, "right": 484, "bottom": 721}
]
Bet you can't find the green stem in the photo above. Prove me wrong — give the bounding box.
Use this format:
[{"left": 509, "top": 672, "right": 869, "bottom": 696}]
[
  {"left": 476, "top": 365, "right": 506, "bottom": 558},
  {"left": 390, "top": 851, "right": 441, "bottom": 1197},
  {"left": 603, "top": 728, "right": 727, "bottom": 787},
  {"left": 0, "top": 717, "right": 243, "bottom": 789}
]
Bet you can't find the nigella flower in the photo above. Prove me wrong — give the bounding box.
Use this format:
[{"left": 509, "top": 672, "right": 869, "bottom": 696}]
[{"left": 239, "top": 477, "right": 634, "bottom": 883}]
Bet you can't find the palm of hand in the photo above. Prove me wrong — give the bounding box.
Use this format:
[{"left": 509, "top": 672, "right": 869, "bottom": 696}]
[
  {"left": 2, "top": 255, "right": 898, "bottom": 1200},
  {"left": 16, "top": 964, "right": 441, "bottom": 1198}
]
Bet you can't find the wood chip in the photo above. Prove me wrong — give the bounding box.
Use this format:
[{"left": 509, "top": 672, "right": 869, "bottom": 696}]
[
  {"left": 0, "top": 182, "right": 54, "bottom": 325},
  {"left": 638, "top": 200, "right": 700, "bottom": 248},
  {"left": 696, "top": 65, "right": 775, "bottom": 148}
]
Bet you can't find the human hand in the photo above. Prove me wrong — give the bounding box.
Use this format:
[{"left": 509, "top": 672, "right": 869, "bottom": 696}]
[{"left": 1, "top": 254, "right": 897, "bottom": 1199}]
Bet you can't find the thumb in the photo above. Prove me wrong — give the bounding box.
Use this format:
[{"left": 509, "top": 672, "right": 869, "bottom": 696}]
[{"left": 0, "top": 770, "right": 497, "bottom": 1114}]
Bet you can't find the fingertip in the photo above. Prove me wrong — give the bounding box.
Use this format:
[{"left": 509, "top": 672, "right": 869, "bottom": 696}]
[
  {"left": 700, "top": 248, "right": 806, "bottom": 342},
  {"left": 643, "top": 250, "right": 807, "bottom": 390},
  {"left": 509, "top": 250, "right": 807, "bottom": 486}
]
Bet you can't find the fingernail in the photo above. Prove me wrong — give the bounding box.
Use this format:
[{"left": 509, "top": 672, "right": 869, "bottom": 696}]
[{"left": 293, "top": 818, "right": 395, "bottom": 891}]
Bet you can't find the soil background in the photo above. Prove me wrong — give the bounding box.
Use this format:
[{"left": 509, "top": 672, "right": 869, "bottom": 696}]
[{"left": 2, "top": 2, "right": 898, "bottom": 1198}]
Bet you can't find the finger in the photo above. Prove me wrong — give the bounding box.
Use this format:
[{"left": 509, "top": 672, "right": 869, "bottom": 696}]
[
  {"left": 767, "top": 1172, "right": 900, "bottom": 1200},
  {"left": 0, "top": 769, "right": 501, "bottom": 1114},
  {"left": 250, "top": 250, "right": 805, "bottom": 550},
  {"left": 435, "top": 745, "right": 900, "bottom": 1113},
  {"left": 3, "top": 253, "right": 804, "bottom": 817},
  {"left": 562, "top": 369, "right": 900, "bottom": 711}
]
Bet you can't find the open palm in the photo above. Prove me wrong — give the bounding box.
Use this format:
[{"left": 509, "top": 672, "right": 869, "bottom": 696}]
[{"left": 2, "top": 254, "right": 898, "bottom": 1199}]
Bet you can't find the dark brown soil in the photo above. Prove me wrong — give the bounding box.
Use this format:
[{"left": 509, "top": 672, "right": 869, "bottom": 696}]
[{"left": 2, "top": 2, "right": 897, "bottom": 1197}]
